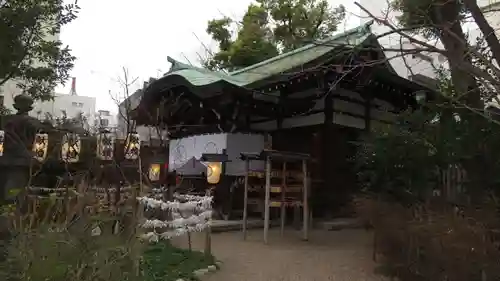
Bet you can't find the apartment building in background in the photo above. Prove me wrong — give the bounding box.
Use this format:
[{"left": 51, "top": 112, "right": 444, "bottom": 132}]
[
  {"left": 1, "top": 77, "right": 97, "bottom": 130},
  {"left": 357, "top": 0, "right": 500, "bottom": 81},
  {"left": 117, "top": 78, "right": 167, "bottom": 144},
  {"left": 478, "top": 1, "right": 500, "bottom": 39},
  {"left": 95, "top": 109, "right": 118, "bottom": 132}
]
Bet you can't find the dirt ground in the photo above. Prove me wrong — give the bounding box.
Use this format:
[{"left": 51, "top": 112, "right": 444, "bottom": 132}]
[{"left": 172, "top": 228, "right": 386, "bottom": 281}]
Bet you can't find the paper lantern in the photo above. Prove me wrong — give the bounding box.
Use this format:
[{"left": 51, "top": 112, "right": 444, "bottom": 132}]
[
  {"left": 97, "top": 132, "right": 114, "bottom": 160},
  {"left": 124, "top": 132, "right": 140, "bottom": 160},
  {"left": 206, "top": 162, "right": 222, "bottom": 184},
  {"left": 148, "top": 163, "right": 161, "bottom": 182},
  {"left": 61, "top": 133, "right": 81, "bottom": 163},
  {"left": 33, "top": 133, "right": 48, "bottom": 161}
]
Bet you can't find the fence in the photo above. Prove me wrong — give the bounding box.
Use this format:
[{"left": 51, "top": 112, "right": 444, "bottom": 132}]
[{"left": 437, "top": 164, "right": 467, "bottom": 202}]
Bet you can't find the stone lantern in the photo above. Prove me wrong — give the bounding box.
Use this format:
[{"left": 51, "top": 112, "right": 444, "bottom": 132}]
[{"left": 0, "top": 94, "right": 52, "bottom": 203}]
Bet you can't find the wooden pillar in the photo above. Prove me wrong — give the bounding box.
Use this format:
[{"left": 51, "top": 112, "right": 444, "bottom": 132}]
[
  {"left": 323, "top": 84, "right": 334, "bottom": 212},
  {"left": 277, "top": 89, "right": 284, "bottom": 130},
  {"left": 204, "top": 188, "right": 212, "bottom": 257},
  {"left": 302, "top": 159, "right": 309, "bottom": 241},
  {"left": 293, "top": 204, "right": 300, "bottom": 229},
  {"left": 245, "top": 113, "right": 251, "bottom": 131},
  {"left": 264, "top": 156, "right": 271, "bottom": 244},
  {"left": 220, "top": 149, "right": 232, "bottom": 219},
  {"left": 204, "top": 226, "right": 212, "bottom": 257},
  {"left": 280, "top": 161, "right": 287, "bottom": 237},
  {"left": 167, "top": 172, "right": 175, "bottom": 201},
  {"left": 242, "top": 159, "right": 249, "bottom": 240},
  {"left": 323, "top": 88, "right": 333, "bottom": 161},
  {"left": 324, "top": 89, "right": 334, "bottom": 128},
  {"left": 364, "top": 96, "right": 372, "bottom": 132}
]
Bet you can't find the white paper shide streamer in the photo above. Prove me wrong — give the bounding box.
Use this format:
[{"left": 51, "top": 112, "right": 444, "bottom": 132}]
[{"left": 137, "top": 193, "right": 213, "bottom": 243}]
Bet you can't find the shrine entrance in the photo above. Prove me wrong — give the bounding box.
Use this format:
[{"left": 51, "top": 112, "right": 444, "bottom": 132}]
[{"left": 271, "top": 125, "right": 361, "bottom": 217}]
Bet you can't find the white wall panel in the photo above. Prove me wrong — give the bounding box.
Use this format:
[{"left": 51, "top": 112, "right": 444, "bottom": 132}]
[
  {"left": 169, "top": 133, "right": 227, "bottom": 171},
  {"left": 169, "top": 133, "right": 267, "bottom": 176},
  {"left": 226, "top": 133, "right": 266, "bottom": 175}
]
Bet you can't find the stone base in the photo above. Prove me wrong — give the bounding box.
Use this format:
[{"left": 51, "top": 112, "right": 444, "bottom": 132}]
[
  {"left": 211, "top": 219, "right": 281, "bottom": 233},
  {"left": 315, "top": 218, "right": 363, "bottom": 231}
]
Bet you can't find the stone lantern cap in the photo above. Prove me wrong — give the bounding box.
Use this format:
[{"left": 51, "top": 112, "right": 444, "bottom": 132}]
[{"left": 13, "top": 94, "right": 34, "bottom": 114}]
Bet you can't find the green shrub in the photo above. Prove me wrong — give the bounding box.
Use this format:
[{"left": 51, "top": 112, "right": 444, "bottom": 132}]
[
  {"left": 141, "top": 242, "right": 215, "bottom": 281},
  {"left": 355, "top": 98, "right": 500, "bottom": 280}
]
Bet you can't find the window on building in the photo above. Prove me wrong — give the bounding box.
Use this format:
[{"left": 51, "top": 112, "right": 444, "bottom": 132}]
[
  {"left": 72, "top": 102, "right": 84, "bottom": 108},
  {"left": 98, "top": 110, "right": 110, "bottom": 116},
  {"left": 100, "top": 118, "right": 109, "bottom": 127},
  {"left": 412, "top": 53, "right": 433, "bottom": 63}
]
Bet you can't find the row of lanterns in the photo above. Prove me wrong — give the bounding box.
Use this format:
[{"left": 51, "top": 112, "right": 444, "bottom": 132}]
[
  {"left": 0, "top": 130, "right": 141, "bottom": 163},
  {"left": 146, "top": 160, "right": 222, "bottom": 184},
  {"left": 0, "top": 130, "right": 223, "bottom": 185},
  {"left": 146, "top": 162, "right": 221, "bottom": 184}
]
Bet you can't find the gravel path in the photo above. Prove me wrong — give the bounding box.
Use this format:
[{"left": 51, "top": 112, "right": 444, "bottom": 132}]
[{"left": 173, "top": 228, "right": 386, "bottom": 281}]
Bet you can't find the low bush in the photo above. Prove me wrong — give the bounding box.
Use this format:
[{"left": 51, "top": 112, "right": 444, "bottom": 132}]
[
  {"left": 0, "top": 187, "right": 215, "bottom": 281},
  {"left": 356, "top": 196, "right": 500, "bottom": 281},
  {"left": 1, "top": 225, "right": 215, "bottom": 281},
  {"left": 1, "top": 217, "right": 141, "bottom": 281},
  {"left": 354, "top": 88, "right": 500, "bottom": 280}
]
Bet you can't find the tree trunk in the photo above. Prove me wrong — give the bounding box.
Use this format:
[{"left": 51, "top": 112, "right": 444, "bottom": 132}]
[
  {"left": 463, "top": 0, "right": 500, "bottom": 66},
  {"left": 433, "top": 1, "right": 483, "bottom": 108}
]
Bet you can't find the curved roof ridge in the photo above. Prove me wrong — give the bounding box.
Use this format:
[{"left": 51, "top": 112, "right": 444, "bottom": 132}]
[
  {"left": 166, "top": 56, "right": 197, "bottom": 73},
  {"left": 165, "top": 56, "right": 247, "bottom": 84}
]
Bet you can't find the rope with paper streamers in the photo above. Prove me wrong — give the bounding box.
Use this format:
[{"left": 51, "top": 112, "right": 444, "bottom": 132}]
[
  {"left": 140, "top": 222, "right": 210, "bottom": 242},
  {"left": 148, "top": 186, "right": 168, "bottom": 200},
  {"left": 137, "top": 196, "right": 212, "bottom": 212},
  {"left": 137, "top": 194, "right": 213, "bottom": 243},
  {"left": 141, "top": 210, "right": 212, "bottom": 228}
]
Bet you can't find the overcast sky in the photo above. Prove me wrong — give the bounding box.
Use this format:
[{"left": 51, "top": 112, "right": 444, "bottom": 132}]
[{"left": 57, "top": 0, "right": 365, "bottom": 113}]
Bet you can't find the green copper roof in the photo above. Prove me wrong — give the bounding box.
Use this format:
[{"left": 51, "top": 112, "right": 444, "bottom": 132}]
[
  {"left": 160, "top": 20, "right": 374, "bottom": 88},
  {"left": 136, "top": 20, "right": 379, "bottom": 118},
  {"left": 229, "top": 20, "right": 374, "bottom": 84}
]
